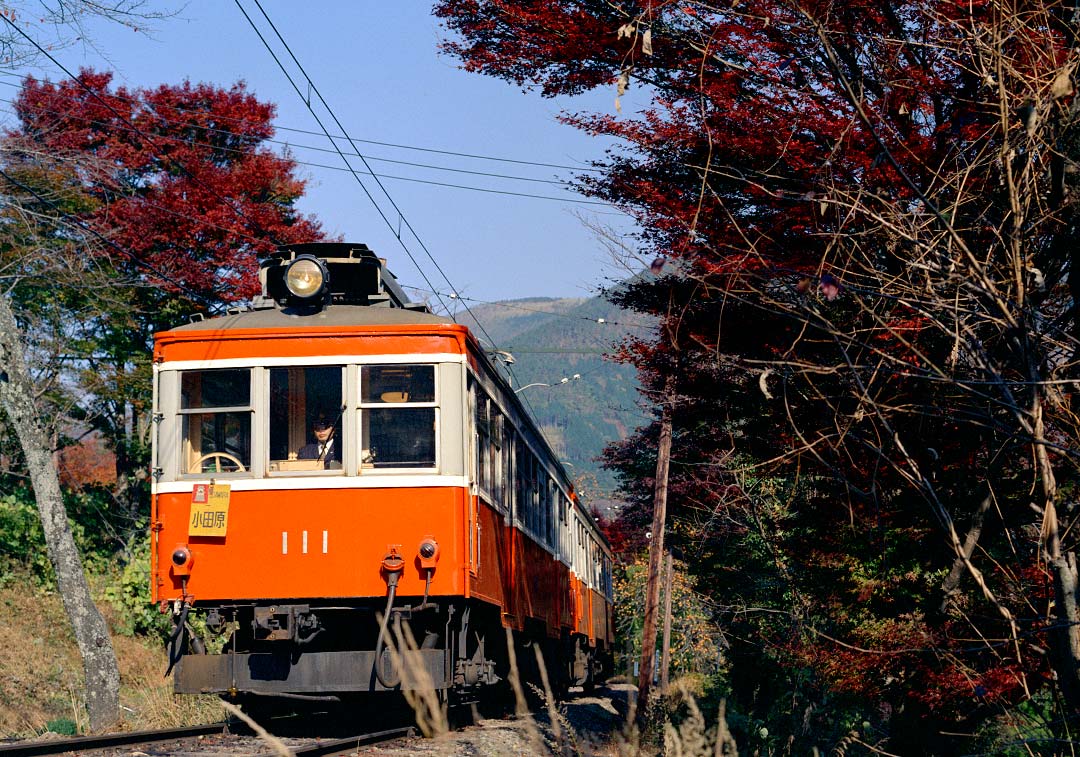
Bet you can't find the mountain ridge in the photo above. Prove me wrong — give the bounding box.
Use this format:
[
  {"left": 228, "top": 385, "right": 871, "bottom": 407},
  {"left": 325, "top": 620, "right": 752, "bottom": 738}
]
[{"left": 454, "top": 293, "right": 650, "bottom": 500}]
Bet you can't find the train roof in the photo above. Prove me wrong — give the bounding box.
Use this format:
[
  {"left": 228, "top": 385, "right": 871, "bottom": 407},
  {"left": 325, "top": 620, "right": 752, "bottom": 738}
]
[{"left": 161, "top": 304, "right": 456, "bottom": 334}]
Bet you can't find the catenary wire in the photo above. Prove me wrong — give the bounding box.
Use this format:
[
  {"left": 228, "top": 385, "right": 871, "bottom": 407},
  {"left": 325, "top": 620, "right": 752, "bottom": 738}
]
[
  {"left": 234, "top": 0, "right": 453, "bottom": 316},
  {"left": 0, "top": 14, "right": 287, "bottom": 250},
  {"left": 5, "top": 10, "right": 632, "bottom": 368},
  {"left": 240, "top": 0, "right": 508, "bottom": 342},
  {"left": 0, "top": 91, "right": 612, "bottom": 206},
  {"left": 0, "top": 78, "right": 591, "bottom": 189},
  {"left": 244, "top": 0, "right": 517, "bottom": 345},
  {"left": 0, "top": 68, "right": 606, "bottom": 175},
  {"left": 0, "top": 36, "right": 626, "bottom": 319}
]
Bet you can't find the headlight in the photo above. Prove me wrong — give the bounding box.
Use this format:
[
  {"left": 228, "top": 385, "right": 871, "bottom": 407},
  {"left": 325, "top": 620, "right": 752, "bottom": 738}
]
[
  {"left": 418, "top": 536, "right": 440, "bottom": 569},
  {"left": 171, "top": 544, "right": 194, "bottom": 577},
  {"left": 285, "top": 257, "right": 327, "bottom": 300}
]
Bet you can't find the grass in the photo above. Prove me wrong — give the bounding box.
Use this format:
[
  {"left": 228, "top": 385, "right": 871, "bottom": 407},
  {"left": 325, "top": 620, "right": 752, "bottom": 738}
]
[
  {"left": 1, "top": 570, "right": 734, "bottom": 754},
  {"left": 373, "top": 619, "right": 736, "bottom": 756},
  {"left": 0, "top": 573, "right": 219, "bottom": 737}
]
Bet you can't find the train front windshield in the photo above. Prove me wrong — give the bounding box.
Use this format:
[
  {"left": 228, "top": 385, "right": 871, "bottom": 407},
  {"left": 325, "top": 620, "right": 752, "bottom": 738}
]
[
  {"left": 167, "top": 363, "right": 439, "bottom": 478},
  {"left": 179, "top": 369, "right": 252, "bottom": 474},
  {"left": 268, "top": 366, "right": 344, "bottom": 472},
  {"left": 361, "top": 365, "right": 436, "bottom": 469}
]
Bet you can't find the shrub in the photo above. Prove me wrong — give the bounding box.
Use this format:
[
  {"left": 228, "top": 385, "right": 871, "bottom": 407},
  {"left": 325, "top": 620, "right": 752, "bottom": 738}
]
[
  {"left": 103, "top": 536, "right": 170, "bottom": 640},
  {"left": 0, "top": 490, "right": 53, "bottom": 584}
]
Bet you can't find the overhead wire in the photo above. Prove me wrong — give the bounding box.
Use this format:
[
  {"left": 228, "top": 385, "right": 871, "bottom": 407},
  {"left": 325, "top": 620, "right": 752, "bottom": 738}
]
[
  {"left": 0, "top": 18, "right": 632, "bottom": 333},
  {"left": 0, "top": 69, "right": 607, "bottom": 175},
  {"left": 0, "top": 13, "right": 287, "bottom": 252},
  {"left": 0, "top": 81, "right": 618, "bottom": 204},
  {"left": 233, "top": 0, "right": 454, "bottom": 316},
  {"left": 0, "top": 165, "right": 219, "bottom": 309},
  {"left": 11, "top": 142, "right": 642, "bottom": 333},
  {"left": 238, "top": 0, "right": 505, "bottom": 340}
]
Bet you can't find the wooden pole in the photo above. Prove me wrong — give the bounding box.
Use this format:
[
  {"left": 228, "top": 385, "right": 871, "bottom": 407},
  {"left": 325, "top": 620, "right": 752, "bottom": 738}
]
[
  {"left": 660, "top": 550, "right": 674, "bottom": 695},
  {"left": 636, "top": 387, "right": 674, "bottom": 724}
]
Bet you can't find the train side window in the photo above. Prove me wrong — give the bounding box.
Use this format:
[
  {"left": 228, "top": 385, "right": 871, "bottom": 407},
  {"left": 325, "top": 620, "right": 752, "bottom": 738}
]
[
  {"left": 361, "top": 365, "right": 437, "bottom": 469},
  {"left": 267, "top": 366, "right": 344, "bottom": 473},
  {"left": 514, "top": 437, "right": 528, "bottom": 526},
  {"left": 502, "top": 428, "right": 514, "bottom": 518},
  {"left": 529, "top": 457, "right": 540, "bottom": 535},
  {"left": 547, "top": 480, "right": 557, "bottom": 547},
  {"left": 490, "top": 409, "right": 503, "bottom": 505},
  {"left": 179, "top": 369, "right": 252, "bottom": 475},
  {"left": 474, "top": 389, "right": 490, "bottom": 491},
  {"left": 541, "top": 476, "right": 552, "bottom": 547}
]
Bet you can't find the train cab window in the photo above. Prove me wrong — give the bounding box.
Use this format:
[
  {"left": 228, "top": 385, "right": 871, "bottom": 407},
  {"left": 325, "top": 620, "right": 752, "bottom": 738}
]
[
  {"left": 268, "top": 366, "right": 344, "bottom": 473},
  {"left": 360, "top": 365, "right": 436, "bottom": 469},
  {"left": 179, "top": 369, "right": 252, "bottom": 474}
]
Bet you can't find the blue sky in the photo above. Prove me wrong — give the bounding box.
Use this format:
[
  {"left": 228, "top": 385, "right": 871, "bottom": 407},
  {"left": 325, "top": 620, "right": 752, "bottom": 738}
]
[{"left": 0, "top": 2, "right": 638, "bottom": 305}]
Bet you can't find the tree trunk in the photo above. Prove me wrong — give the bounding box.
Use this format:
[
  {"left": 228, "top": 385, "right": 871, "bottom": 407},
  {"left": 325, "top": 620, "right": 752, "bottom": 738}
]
[
  {"left": 1032, "top": 393, "right": 1080, "bottom": 713},
  {"left": 637, "top": 387, "right": 674, "bottom": 724},
  {"left": 1050, "top": 551, "right": 1080, "bottom": 711},
  {"left": 0, "top": 294, "right": 120, "bottom": 732},
  {"left": 660, "top": 549, "right": 673, "bottom": 695}
]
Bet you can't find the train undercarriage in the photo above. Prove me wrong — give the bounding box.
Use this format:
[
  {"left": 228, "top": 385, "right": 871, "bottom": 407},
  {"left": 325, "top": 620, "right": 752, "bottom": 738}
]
[{"left": 169, "top": 598, "right": 610, "bottom": 706}]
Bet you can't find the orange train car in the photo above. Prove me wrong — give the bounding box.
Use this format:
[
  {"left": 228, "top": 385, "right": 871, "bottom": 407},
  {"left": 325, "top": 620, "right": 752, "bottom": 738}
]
[{"left": 150, "top": 242, "right": 614, "bottom": 706}]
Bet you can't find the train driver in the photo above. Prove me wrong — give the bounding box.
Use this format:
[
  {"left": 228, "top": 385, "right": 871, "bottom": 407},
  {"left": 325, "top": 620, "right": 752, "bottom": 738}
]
[{"left": 298, "top": 416, "right": 341, "bottom": 469}]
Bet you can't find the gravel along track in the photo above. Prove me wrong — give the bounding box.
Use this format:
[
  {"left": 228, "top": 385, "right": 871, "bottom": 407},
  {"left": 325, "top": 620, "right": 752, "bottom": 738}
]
[{"left": 356, "top": 685, "right": 632, "bottom": 757}]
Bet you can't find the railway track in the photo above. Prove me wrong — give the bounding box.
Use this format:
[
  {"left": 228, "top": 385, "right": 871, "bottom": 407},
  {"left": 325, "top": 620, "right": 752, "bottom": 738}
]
[{"left": 0, "top": 721, "right": 416, "bottom": 757}]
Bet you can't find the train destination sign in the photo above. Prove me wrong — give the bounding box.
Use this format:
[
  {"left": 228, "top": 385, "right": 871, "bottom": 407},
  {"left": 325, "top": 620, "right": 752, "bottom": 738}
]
[{"left": 189, "top": 483, "right": 231, "bottom": 537}]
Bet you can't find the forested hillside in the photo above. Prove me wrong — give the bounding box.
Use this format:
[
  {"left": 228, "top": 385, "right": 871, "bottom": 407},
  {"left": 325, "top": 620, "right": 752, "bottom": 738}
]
[{"left": 455, "top": 294, "right": 648, "bottom": 501}]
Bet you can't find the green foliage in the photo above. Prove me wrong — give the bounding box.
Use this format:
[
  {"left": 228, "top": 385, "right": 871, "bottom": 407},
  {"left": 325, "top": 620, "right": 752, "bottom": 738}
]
[
  {"left": 43, "top": 718, "right": 77, "bottom": 736},
  {"left": 102, "top": 536, "right": 170, "bottom": 640},
  {"left": 614, "top": 555, "right": 726, "bottom": 684},
  {"left": 0, "top": 489, "right": 53, "bottom": 584}
]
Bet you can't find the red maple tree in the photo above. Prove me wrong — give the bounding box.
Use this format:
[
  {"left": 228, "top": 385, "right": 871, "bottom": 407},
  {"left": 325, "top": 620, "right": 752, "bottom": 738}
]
[
  {"left": 438, "top": 0, "right": 1080, "bottom": 750},
  {"left": 1, "top": 69, "right": 327, "bottom": 508},
  {"left": 11, "top": 69, "right": 324, "bottom": 301}
]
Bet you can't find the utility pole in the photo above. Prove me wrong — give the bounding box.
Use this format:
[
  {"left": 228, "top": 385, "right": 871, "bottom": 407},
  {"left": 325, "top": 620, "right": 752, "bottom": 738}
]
[
  {"left": 636, "top": 381, "right": 674, "bottom": 724},
  {"left": 660, "top": 550, "right": 674, "bottom": 695}
]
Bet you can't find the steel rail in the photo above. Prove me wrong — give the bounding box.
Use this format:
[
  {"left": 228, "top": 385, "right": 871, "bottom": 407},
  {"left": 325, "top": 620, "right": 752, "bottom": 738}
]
[
  {"left": 0, "top": 721, "right": 230, "bottom": 756},
  {"left": 0, "top": 722, "right": 416, "bottom": 757},
  {"left": 291, "top": 726, "right": 416, "bottom": 756}
]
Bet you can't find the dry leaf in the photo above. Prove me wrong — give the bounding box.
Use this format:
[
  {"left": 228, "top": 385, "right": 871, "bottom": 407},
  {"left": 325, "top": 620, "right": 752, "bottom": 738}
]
[
  {"left": 759, "top": 369, "right": 774, "bottom": 400},
  {"left": 642, "top": 28, "right": 653, "bottom": 55},
  {"left": 618, "top": 23, "right": 635, "bottom": 39},
  {"left": 615, "top": 96, "right": 622, "bottom": 112},
  {"left": 617, "top": 66, "right": 631, "bottom": 97},
  {"left": 1052, "top": 67, "right": 1074, "bottom": 99}
]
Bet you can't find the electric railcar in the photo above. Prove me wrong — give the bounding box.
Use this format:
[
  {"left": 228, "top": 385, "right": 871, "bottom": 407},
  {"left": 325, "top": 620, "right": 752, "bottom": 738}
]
[{"left": 150, "top": 242, "right": 614, "bottom": 705}]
